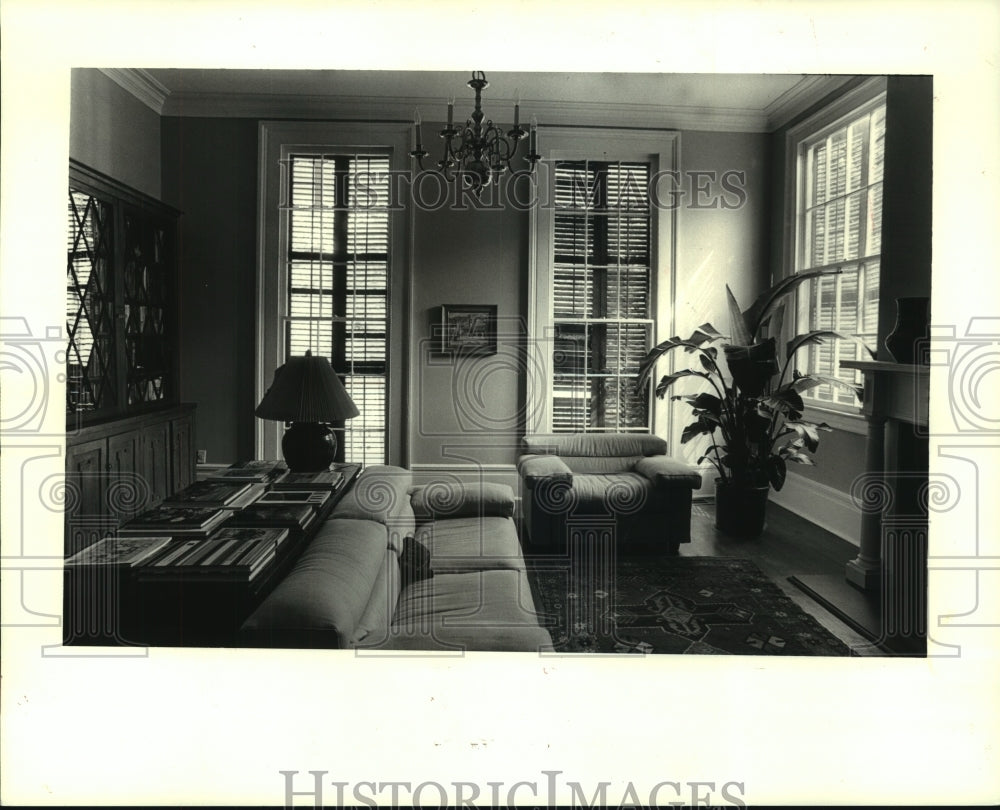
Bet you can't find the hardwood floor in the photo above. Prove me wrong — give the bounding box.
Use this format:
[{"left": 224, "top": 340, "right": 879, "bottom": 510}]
[{"left": 682, "top": 498, "right": 885, "bottom": 655}]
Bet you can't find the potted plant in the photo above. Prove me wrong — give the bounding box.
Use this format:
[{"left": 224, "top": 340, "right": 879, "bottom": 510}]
[{"left": 636, "top": 269, "right": 875, "bottom": 537}]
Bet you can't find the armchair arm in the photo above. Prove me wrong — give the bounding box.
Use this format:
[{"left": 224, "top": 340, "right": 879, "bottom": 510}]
[
  {"left": 517, "top": 454, "right": 573, "bottom": 489},
  {"left": 633, "top": 456, "right": 702, "bottom": 489}
]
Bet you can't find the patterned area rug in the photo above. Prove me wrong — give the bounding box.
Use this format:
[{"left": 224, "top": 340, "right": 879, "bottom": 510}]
[{"left": 527, "top": 556, "right": 852, "bottom": 656}]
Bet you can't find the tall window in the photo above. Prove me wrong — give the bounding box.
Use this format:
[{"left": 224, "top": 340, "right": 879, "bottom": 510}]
[
  {"left": 549, "top": 160, "right": 653, "bottom": 432},
  {"left": 794, "top": 94, "right": 886, "bottom": 407},
  {"left": 284, "top": 153, "right": 389, "bottom": 464}
]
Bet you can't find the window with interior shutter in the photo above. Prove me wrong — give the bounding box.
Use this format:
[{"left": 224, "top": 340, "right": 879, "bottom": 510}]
[
  {"left": 285, "top": 153, "right": 389, "bottom": 464},
  {"left": 794, "top": 98, "right": 886, "bottom": 406},
  {"left": 550, "top": 160, "right": 653, "bottom": 432}
]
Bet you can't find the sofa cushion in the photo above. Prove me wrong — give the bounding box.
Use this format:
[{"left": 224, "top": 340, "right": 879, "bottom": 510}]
[
  {"left": 415, "top": 517, "right": 525, "bottom": 573},
  {"left": 332, "top": 465, "right": 415, "bottom": 552},
  {"left": 410, "top": 482, "right": 515, "bottom": 520},
  {"left": 570, "top": 472, "right": 654, "bottom": 514},
  {"left": 372, "top": 569, "right": 553, "bottom": 651},
  {"left": 240, "top": 518, "right": 388, "bottom": 648}
]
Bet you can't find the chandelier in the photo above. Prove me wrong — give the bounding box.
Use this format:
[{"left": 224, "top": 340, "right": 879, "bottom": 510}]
[{"left": 409, "top": 71, "right": 540, "bottom": 196}]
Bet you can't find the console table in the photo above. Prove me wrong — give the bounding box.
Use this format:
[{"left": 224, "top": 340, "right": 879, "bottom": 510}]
[{"left": 63, "top": 463, "right": 360, "bottom": 647}]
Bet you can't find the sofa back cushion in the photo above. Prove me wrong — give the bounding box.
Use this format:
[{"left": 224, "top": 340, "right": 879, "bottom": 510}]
[
  {"left": 331, "top": 465, "right": 414, "bottom": 553},
  {"left": 521, "top": 433, "right": 666, "bottom": 474},
  {"left": 522, "top": 432, "right": 666, "bottom": 457},
  {"left": 410, "top": 482, "right": 515, "bottom": 521}
]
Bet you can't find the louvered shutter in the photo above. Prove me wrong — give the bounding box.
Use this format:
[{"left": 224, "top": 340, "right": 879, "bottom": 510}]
[
  {"left": 800, "top": 102, "right": 885, "bottom": 405},
  {"left": 285, "top": 153, "right": 389, "bottom": 464},
  {"left": 551, "top": 160, "right": 653, "bottom": 433}
]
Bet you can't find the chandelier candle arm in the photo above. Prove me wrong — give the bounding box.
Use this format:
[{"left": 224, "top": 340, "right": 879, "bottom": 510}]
[{"left": 408, "top": 70, "right": 538, "bottom": 197}]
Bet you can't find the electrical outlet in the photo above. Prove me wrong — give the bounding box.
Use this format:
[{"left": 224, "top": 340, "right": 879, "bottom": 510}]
[{"left": 196, "top": 449, "right": 207, "bottom": 464}]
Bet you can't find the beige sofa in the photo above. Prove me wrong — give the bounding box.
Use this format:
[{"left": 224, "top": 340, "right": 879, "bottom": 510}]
[{"left": 238, "top": 466, "right": 552, "bottom": 652}]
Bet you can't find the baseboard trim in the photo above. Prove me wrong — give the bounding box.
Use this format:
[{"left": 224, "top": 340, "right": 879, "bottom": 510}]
[{"left": 770, "top": 472, "right": 860, "bottom": 546}]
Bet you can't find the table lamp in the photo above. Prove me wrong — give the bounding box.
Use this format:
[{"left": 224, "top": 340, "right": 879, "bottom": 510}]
[{"left": 255, "top": 350, "right": 359, "bottom": 472}]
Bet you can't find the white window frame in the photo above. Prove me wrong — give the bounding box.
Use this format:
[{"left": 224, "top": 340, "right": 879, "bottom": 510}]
[
  {"left": 782, "top": 76, "right": 887, "bottom": 433},
  {"left": 256, "top": 121, "right": 412, "bottom": 463},
  {"left": 528, "top": 127, "right": 678, "bottom": 440}
]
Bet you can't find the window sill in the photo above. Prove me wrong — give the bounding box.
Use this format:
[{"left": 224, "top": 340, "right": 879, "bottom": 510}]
[{"left": 802, "top": 403, "right": 867, "bottom": 435}]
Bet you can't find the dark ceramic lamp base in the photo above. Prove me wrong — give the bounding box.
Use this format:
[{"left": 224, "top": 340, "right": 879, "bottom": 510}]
[{"left": 281, "top": 422, "right": 337, "bottom": 472}]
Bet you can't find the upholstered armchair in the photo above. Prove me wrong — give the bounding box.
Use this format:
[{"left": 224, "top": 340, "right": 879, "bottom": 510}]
[{"left": 517, "top": 433, "right": 702, "bottom": 554}]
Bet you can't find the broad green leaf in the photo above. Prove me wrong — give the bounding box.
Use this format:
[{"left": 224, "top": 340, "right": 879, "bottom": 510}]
[
  {"left": 681, "top": 418, "right": 717, "bottom": 444},
  {"left": 682, "top": 323, "right": 727, "bottom": 352},
  {"left": 790, "top": 373, "right": 864, "bottom": 402},
  {"left": 768, "top": 455, "right": 787, "bottom": 491},
  {"left": 655, "top": 369, "right": 711, "bottom": 398},
  {"left": 636, "top": 337, "right": 705, "bottom": 387},
  {"left": 763, "top": 387, "right": 805, "bottom": 415},
  {"left": 725, "top": 285, "right": 753, "bottom": 346},
  {"left": 786, "top": 330, "right": 877, "bottom": 362},
  {"left": 741, "top": 269, "right": 843, "bottom": 339},
  {"left": 671, "top": 392, "right": 723, "bottom": 415}
]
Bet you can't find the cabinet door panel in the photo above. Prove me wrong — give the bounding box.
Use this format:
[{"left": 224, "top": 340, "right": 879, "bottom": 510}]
[
  {"left": 65, "top": 437, "right": 110, "bottom": 556},
  {"left": 141, "top": 421, "right": 171, "bottom": 507},
  {"left": 107, "top": 430, "right": 145, "bottom": 522},
  {"left": 171, "top": 415, "right": 195, "bottom": 493}
]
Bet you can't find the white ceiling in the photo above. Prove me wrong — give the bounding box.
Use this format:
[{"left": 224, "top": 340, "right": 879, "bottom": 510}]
[{"left": 107, "top": 69, "right": 857, "bottom": 132}]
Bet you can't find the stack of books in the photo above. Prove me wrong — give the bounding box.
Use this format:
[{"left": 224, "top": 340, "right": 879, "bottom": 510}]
[
  {"left": 254, "top": 489, "right": 332, "bottom": 509},
  {"left": 118, "top": 505, "right": 232, "bottom": 538},
  {"left": 228, "top": 502, "right": 317, "bottom": 532},
  {"left": 208, "top": 460, "right": 288, "bottom": 486},
  {"left": 271, "top": 469, "right": 344, "bottom": 491},
  {"left": 137, "top": 527, "right": 290, "bottom": 581},
  {"left": 160, "top": 479, "right": 264, "bottom": 511},
  {"left": 65, "top": 535, "right": 173, "bottom": 567}
]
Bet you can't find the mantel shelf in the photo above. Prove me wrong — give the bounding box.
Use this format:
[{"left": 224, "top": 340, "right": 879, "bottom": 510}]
[{"left": 840, "top": 360, "right": 929, "bottom": 376}]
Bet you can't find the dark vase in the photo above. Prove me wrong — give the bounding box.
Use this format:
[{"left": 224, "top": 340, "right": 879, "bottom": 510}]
[
  {"left": 884, "top": 297, "right": 930, "bottom": 364},
  {"left": 714, "top": 479, "right": 769, "bottom": 537}
]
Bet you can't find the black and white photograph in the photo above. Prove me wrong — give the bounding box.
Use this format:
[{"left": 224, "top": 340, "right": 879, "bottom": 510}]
[{"left": 1, "top": 0, "right": 998, "bottom": 806}]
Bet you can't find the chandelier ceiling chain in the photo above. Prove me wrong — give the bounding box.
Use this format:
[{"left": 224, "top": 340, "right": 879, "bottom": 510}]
[{"left": 409, "top": 70, "right": 540, "bottom": 196}]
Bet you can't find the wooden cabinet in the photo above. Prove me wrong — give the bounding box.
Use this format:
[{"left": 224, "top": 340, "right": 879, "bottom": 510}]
[
  {"left": 65, "top": 404, "right": 196, "bottom": 556},
  {"left": 67, "top": 159, "right": 181, "bottom": 424},
  {"left": 64, "top": 160, "right": 193, "bottom": 558}
]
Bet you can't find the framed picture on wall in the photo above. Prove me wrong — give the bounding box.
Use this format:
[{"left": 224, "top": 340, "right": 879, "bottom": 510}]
[{"left": 438, "top": 304, "right": 497, "bottom": 355}]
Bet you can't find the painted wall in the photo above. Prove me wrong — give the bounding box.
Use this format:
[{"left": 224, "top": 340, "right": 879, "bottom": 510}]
[
  {"left": 672, "top": 130, "right": 771, "bottom": 476},
  {"left": 160, "top": 117, "right": 260, "bottom": 465},
  {"left": 408, "top": 181, "right": 529, "bottom": 469},
  {"left": 69, "top": 70, "right": 161, "bottom": 199}
]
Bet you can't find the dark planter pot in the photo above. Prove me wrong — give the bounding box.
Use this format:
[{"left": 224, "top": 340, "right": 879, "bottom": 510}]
[
  {"left": 884, "top": 296, "right": 930, "bottom": 364},
  {"left": 715, "top": 479, "right": 769, "bottom": 537}
]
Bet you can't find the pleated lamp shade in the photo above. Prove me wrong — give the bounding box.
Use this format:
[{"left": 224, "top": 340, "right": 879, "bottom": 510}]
[{"left": 255, "top": 351, "right": 359, "bottom": 423}]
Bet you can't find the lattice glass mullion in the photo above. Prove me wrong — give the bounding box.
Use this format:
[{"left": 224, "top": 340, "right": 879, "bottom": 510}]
[{"left": 67, "top": 190, "right": 116, "bottom": 413}]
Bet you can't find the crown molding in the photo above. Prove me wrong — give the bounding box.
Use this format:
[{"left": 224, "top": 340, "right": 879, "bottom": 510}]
[
  {"left": 160, "top": 92, "right": 777, "bottom": 132},
  {"left": 765, "top": 74, "right": 858, "bottom": 131},
  {"left": 98, "top": 68, "right": 170, "bottom": 114},
  {"left": 120, "top": 73, "right": 861, "bottom": 133}
]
